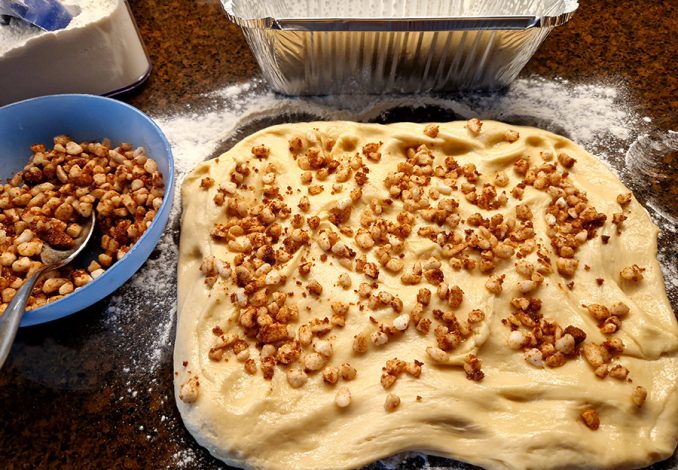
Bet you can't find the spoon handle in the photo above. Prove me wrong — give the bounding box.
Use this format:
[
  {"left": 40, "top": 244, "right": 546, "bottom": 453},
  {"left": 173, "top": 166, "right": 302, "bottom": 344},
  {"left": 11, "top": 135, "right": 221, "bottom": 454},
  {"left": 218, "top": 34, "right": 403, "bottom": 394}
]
[{"left": 0, "top": 269, "right": 44, "bottom": 369}]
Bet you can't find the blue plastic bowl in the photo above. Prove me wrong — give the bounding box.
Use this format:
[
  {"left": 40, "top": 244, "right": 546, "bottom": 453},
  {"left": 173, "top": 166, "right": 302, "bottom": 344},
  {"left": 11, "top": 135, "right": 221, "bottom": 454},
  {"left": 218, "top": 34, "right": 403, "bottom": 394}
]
[{"left": 0, "top": 94, "right": 174, "bottom": 326}]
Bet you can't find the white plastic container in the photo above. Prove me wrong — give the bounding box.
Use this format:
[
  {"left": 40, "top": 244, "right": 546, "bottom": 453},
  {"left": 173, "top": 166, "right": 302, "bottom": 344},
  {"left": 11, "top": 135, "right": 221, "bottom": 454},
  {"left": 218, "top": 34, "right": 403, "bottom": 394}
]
[{"left": 0, "top": 0, "right": 151, "bottom": 106}]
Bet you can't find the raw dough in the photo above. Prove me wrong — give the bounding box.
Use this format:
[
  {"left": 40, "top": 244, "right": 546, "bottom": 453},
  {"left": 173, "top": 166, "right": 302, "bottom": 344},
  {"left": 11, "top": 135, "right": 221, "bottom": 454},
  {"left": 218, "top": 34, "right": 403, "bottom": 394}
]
[{"left": 175, "top": 120, "right": 678, "bottom": 470}]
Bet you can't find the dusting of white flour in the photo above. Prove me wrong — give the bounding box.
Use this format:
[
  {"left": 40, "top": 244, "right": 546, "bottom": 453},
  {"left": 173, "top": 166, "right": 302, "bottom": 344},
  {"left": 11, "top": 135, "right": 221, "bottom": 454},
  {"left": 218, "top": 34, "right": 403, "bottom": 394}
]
[{"left": 100, "top": 76, "right": 675, "bottom": 469}]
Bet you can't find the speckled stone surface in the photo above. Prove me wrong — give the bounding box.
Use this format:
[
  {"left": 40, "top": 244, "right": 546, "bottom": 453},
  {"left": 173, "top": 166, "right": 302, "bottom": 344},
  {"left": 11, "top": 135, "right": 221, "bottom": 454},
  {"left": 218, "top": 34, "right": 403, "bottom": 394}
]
[{"left": 0, "top": 1, "right": 676, "bottom": 469}]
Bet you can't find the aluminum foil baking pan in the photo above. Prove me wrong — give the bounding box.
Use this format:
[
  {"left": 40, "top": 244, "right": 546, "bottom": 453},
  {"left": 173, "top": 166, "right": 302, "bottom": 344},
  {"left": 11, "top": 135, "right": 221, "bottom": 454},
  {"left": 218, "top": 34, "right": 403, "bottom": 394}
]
[{"left": 222, "top": 0, "right": 578, "bottom": 95}]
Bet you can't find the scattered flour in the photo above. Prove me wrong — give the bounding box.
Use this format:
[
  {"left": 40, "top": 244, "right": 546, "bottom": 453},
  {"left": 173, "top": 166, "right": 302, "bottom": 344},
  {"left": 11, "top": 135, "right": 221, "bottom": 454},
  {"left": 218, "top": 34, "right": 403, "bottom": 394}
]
[
  {"left": 100, "top": 76, "right": 675, "bottom": 469},
  {"left": 172, "top": 448, "right": 198, "bottom": 468}
]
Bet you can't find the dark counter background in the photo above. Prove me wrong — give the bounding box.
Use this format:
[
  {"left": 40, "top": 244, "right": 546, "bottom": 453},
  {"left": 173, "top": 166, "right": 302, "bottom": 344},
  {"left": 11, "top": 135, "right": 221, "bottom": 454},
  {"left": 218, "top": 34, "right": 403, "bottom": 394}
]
[{"left": 1, "top": 0, "right": 676, "bottom": 469}]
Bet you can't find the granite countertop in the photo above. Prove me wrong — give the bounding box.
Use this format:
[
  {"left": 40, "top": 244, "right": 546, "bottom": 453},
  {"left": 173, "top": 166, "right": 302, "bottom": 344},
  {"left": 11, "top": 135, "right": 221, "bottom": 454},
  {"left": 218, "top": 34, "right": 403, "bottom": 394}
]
[{"left": 0, "top": 0, "right": 676, "bottom": 469}]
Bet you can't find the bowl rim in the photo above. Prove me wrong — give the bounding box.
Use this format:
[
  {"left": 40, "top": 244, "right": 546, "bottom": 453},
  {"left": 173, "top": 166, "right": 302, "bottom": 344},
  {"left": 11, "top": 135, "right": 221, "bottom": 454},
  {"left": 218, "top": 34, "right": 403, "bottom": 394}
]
[{"left": 0, "top": 93, "right": 175, "bottom": 326}]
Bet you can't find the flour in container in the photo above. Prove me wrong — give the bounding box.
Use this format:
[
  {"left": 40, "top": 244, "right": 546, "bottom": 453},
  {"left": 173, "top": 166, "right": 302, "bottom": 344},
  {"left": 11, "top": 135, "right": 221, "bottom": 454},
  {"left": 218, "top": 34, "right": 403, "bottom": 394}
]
[
  {"left": 0, "top": 0, "right": 149, "bottom": 105},
  {"left": 0, "top": 0, "right": 113, "bottom": 54}
]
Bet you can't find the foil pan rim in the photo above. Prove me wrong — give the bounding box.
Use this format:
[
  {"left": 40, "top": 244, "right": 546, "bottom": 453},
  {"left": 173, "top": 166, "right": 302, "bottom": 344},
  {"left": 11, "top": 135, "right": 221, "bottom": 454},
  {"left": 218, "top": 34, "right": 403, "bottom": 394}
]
[{"left": 222, "top": 1, "right": 578, "bottom": 31}]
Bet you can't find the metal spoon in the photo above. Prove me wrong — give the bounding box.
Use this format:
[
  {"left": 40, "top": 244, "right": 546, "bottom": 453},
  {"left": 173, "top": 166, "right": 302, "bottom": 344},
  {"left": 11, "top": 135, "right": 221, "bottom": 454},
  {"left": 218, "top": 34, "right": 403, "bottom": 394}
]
[{"left": 0, "top": 213, "right": 95, "bottom": 369}]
